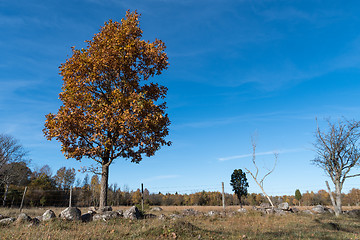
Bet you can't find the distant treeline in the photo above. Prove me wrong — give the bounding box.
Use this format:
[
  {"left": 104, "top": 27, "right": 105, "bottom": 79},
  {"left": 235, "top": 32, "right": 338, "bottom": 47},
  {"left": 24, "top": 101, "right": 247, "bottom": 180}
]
[{"left": 1, "top": 163, "right": 360, "bottom": 207}]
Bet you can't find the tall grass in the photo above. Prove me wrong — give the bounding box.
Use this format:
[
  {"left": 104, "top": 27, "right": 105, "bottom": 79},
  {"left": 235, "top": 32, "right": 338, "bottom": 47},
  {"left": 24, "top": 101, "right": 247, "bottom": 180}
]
[{"left": 1, "top": 206, "right": 360, "bottom": 239}]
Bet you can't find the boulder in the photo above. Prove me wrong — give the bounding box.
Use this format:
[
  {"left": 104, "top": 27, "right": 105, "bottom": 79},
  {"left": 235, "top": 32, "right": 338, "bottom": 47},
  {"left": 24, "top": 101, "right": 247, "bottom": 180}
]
[
  {"left": 237, "top": 208, "right": 247, "bottom": 213},
  {"left": 206, "top": 211, "right": 220, "bottom": 216},
  {"left": 42, "top": 209, "right": 56, "bottom": 221},
  {"left": 143, "top": 213, "right": 157, "bottom": 219},
  {"left": 182, "top": 208, "right": 200, "bottom": 216},
  {"left": 93, "top": 211, "right": 119, "bottom": 221},
  {"left": 0, "top": 217, "right": 16, "bottom": 226},
  {"left": 99, "top": 206, "right": 112, "bottom": 212},
  {"left": 260, "top": 203, "right": 271, "bottom": 208},
  {"left": 345, "top": 209, "right": 360, "bottom": 217},
  {"left": 81, "top": 213, "right": 93, "bottom": 222},
  {"left": 290, "top": 207, "right": 299, "bottom": 213},
  {"left": 28, "top": 218, "right": 40, "bottom": 227},
  {"left": 274, "top": 208, "right": 286, "bottom": 216},
  {"left": 312, "top": 205, "right": 326, "bottom": 214},
  {"left": 16, "top": 213, "right": 32, "bottom": 224},
  {"left": 60, "top": 207, "right": 81, "bottom": 221},
  {"left": 302, "top": 209, "right": 314, "bottom": 215},
  {"left": 151, "top": 207, "right": 163, "bottom": 211},
  {"left": 278, "top": 202, "right": 289, "bottom": 210},
  {"left": 123, "top": 206, "right": 142, "bottom": 220},
  {"left": 116, "top": 210, "right": 123, "bottom": 217}
]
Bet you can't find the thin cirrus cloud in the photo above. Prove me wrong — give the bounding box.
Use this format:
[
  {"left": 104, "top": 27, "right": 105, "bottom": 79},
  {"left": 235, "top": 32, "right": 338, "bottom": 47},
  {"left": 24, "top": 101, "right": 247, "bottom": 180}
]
[{"left": 218, "top": 148, "right": 305, "bottom": 161}]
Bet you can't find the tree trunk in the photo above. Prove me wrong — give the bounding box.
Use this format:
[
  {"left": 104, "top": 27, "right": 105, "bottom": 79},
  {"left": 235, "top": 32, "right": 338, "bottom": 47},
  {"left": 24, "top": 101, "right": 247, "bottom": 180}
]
[
  {"left": 334, "top": 181, "right": 342, "bottom": 217},
  {"left": 99, "top": 163, "right": 109, "bottom": 211},
  {"left": 2, "top": 184, "right": 9, "bottom": 207}
]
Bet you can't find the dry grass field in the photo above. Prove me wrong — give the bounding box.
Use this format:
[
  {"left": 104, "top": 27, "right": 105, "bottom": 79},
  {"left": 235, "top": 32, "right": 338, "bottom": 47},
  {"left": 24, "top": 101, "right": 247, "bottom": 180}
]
[{"left": 1, "top": 206, "right": 360, "bottom": 239}]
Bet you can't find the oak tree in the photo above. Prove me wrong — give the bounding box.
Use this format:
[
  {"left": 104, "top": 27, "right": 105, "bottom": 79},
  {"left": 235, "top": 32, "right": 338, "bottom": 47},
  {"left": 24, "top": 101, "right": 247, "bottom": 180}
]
[{"left": 44, "top": 11, "right": 170, "bottom": 209}]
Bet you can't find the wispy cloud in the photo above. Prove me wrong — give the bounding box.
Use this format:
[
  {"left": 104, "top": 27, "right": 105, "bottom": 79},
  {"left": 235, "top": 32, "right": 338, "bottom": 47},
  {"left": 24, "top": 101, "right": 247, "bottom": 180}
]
[{"left": 218, "top": 148, "right": 305, "bottom": 161}]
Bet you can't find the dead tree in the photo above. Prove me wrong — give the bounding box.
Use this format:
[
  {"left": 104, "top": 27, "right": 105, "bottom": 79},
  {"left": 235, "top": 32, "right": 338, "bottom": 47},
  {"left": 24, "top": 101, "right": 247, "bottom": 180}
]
[
  {"left": 313, "top": 118, "right": 360, "bottom": 217},
  {"left": 245, "top": 136, "right": 277, "bottom": 207}
]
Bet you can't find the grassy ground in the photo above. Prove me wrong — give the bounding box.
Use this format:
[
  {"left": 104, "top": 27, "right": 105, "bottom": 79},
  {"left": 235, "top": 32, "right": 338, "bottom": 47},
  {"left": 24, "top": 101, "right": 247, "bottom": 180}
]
[{"left": 1, "top": 206, "right": 360, "bottom": 239}]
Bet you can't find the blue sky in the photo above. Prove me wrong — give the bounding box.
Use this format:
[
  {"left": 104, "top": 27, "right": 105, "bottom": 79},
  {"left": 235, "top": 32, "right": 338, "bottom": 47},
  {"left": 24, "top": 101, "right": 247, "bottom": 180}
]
[{"left": 1, "top": 0, "right": 360, "bottom": 196}]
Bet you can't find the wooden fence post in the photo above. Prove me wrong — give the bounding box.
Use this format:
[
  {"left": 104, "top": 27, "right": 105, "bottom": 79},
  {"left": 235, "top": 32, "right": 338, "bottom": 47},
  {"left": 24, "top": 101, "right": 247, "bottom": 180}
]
[
  {"left": 19, "top": 186, "right": 27, "bottom": 212},
  {"left": 222, "top": 182, "right": 225, "bottom": 211},
  {"left": 69, "top": 186, "right": 73, "bottom": 207},
  {"left": 141, "top": 183, "right": 144, "bottom": 212}
]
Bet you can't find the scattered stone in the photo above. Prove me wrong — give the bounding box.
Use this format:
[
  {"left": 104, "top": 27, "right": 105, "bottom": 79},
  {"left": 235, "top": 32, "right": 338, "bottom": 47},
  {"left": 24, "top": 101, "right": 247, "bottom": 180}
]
[
  {"left": 260, "top": 203, "right": 271, "bottom": 208},
  {"left": 237, "top": 208, "right": 247, "bottom": 214},
  {"left": 291, "top": 207, "right": 299, "bottom": 213},
  {"left": 169, "top": 214, "right": 183, "bottom": 219},
  {"left": 16, "top": 213, "right": 32, "bottom": 224},
  {"left": 99, "top": 206, "right": 112, "bottom": 212},
  {"left": 278, "top": 202, "right": 289, "bottom": 211},
  {"left": 206, "top": 210, "right": 220, "bottom": 216},
  {"left": 151, "top": 207, "right": 163, "bottom": 211},
  {"left": 81, "top": 213, "right": 93, "bottom": 222},
  {"left": 88, "top": 206, "right": 97, "bottom": 212},
  {"left": 182, "top": 208, "right": 200, "bottom": 216},
  {"left": 27, "top": 218, "right": 40, "bottom": 227},
  {"left": 345, "top": 209, "right": 360, "bottom": 217},
  {"left": 116, "top": 210, "right": 123, "bottom": 217},
  {"left": 274, "top": 208, "right": 286, "bottom": 216},
  {"left": 93, "top": 211, "right": 120, "bottom": 221},
  {"left": 143, "top": 213, "right": 157, "bottom": 219},
  {"left": 0, "top": 217, "right": 16, "bottom": 226},
  {"left": 60, "top": 207, "right": 81, "bottom": 221},
  {"left": 123, "top": 206, "right": 142, "bottom": 220},
  {"left": 42, "top": 209, "right": 56, "bottom": 221},
  {"left": 312, "top": 205, "right": 326, "bottom": 214},
  {"left": 302, "top": 209, "right": 314, "bottom": 215},
  {"left": 158, "top": 214, "right": 167, "bottom": 220}
]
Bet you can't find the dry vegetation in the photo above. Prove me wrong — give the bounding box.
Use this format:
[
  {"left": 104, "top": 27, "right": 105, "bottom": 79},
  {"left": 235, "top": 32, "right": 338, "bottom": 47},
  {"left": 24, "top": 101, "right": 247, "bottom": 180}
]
[{"left": 1, "top": 206, "right": 360, "bottom": 239}]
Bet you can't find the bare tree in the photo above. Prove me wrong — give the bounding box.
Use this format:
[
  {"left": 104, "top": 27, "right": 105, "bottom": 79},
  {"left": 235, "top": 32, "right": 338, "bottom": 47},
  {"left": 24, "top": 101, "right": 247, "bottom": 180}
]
[
  {"left": 313, "top": 118, "right": 360, "bottom": 216},
  {"left": 0, "top": 134, "right": 27, "bottom": 171},
  {"left": 245, "top": 136, "right": 277, "bottom": 207}
]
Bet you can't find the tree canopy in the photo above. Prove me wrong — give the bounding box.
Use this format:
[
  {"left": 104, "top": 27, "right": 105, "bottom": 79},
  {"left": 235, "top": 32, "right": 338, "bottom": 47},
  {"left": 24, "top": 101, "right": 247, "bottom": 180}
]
[
  {"left": 43, "top": 10, "right": 170, "bottom": 209},
  {"left": 230, "top": 169, "right": 249, "bottom": 208}
]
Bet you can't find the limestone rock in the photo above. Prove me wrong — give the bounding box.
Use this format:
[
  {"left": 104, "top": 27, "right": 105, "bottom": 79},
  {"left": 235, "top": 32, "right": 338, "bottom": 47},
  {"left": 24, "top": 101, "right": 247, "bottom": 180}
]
[
  {"left": 99, "top": 206, "right": 112, "bottom": 212},
  {"left": 16, "top": 213, "right": 32, "bottom": 224},
  {"left": 302, "top": 209, "right": 314, "bottom": 215},
  {"left": 345, "top": 209, "right": 360, "bottom": 217},
  {"left": 0, "top": 217, "right": 16, "bottom": 225},
  {"left": 237, "top": 208, "right": 247, "bottom": 213},
  {"left": 158, "top": 214, "right": 167, "bottom": 220},
  {"left": 93, "top": 211, "right": 120, "bottom": 221},
  {"left": 81, "top": 213, "right": 93, "bottom": 222},
  {"left": 260, "top": 203, "right": 271, "bottom": 208},
  {"left": 182, "top": 208, "right": 200, "bottom": 216},
  {"left": 278, "top": 202, "right": 289, "bottom": 210},
  {"left": 151, "top": 207, "right": 163, "bottom": 211},
  {"left": 42, "top": 209, "right": 56, "bottom": 221},
  {"left": 312, "top": 205, "right": 326, "bottom": 214},
  {"left": 116, "top": 210, "right": 123, "bottom": 217},
  {"left": 28, "top": 218, "right": 40, "bottom": 227},
  {"left": 123, "top": 206, "right": 142, "bottom": 220},
  {"left": 206, "top": 211, "right": 220, "bottom": 216},
  {"left": 60, "top": 207, "right": 81, "bottom": 221}
]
